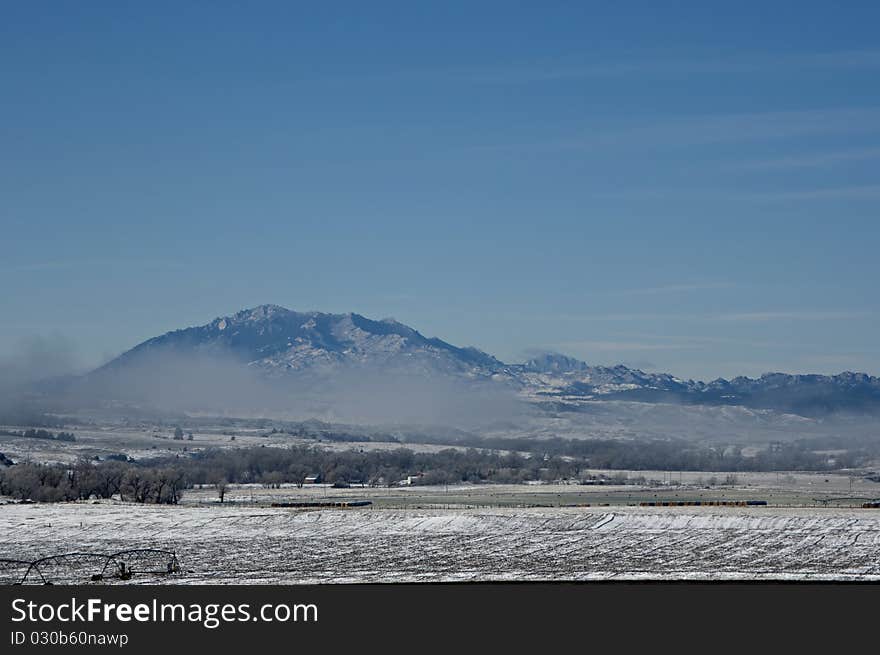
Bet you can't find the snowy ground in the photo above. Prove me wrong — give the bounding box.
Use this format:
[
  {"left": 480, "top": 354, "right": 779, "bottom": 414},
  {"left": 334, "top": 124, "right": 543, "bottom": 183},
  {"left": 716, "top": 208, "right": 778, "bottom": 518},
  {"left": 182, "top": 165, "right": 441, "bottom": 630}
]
[
  {"left": 1, "top": 503, "right": 878, "bottom": 584},
  {"left": 180, "top": 473, "right": 880, "bottom": 508},
  {"left": 0, "top": 425, "right": 481, "bottom": 465}
]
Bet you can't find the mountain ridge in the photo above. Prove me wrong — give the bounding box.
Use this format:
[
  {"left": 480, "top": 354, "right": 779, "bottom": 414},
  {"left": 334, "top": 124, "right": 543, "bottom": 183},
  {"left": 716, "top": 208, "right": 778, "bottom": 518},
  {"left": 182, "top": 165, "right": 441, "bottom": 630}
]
[{"left": 91, "top": 304, "right": 880, "bottom": 416}]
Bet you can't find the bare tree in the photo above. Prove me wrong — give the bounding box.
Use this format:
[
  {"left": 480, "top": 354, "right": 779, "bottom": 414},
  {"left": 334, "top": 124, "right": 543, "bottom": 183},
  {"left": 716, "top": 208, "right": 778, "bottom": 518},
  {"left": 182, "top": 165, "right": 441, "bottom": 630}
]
[{"left": 287, "top": 464, "right": 308, "bottom": 488}]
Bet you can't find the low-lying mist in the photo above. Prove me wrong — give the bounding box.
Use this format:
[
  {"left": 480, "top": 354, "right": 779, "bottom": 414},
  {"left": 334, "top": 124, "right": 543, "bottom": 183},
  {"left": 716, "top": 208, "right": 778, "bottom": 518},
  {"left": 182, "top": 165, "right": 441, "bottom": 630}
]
[
  {"left": 2, "top": 341, "right": 878, "bottom": 454},
  {"left": 46, "top": 350, "right": 530, "bottom": 429},
  {"left": 0, "top": 334, "right": 84, "bottom": 394}
]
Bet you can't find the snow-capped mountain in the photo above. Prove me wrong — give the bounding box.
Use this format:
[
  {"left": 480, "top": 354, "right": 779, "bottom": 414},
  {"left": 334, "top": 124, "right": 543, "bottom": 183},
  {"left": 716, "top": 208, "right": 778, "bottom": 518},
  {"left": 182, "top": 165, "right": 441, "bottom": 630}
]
[
  {"left": 515, "top": 354, "right": 880, "bottom": 415},
  {"left": 96, "top": 304, "right": 505, "bottom": 380},
  {"left": 91, "top": 304, "right": 880, "bottom": 416}
]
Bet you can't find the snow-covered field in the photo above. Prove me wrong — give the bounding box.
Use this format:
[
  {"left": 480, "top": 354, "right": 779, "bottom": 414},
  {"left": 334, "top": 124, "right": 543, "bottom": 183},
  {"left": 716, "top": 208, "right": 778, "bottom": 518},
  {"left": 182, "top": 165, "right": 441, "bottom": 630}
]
[{"left": 2, "top": 503, "right": 878, "bottom": 584}]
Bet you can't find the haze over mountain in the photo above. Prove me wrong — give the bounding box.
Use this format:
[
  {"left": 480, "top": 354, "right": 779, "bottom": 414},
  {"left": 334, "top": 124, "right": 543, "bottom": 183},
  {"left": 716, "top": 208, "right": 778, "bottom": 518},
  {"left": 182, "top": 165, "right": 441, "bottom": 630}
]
[{"left": 82, "top": 304, "right": 880, "bottom": 419}]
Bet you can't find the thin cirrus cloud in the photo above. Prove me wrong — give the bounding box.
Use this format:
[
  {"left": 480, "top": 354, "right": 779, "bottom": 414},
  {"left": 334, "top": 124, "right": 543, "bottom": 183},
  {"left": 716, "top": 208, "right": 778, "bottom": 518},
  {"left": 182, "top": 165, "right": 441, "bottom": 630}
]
[
  {"left": 569, "top": 183, "right": 880, "bottom": 206},
  {"left": 3, "top": 258, "right": 186, "bottom": 275},
  {"left": 468, "top": 107, "right": 880, "bottom": 155},
  {"left": 453, "top": 49, "right": 880, "bottom": 84},
  {"left": 737, "top": 146, "right": 880, "bottom": 170},
  {"left": 608, "top": 282, "right": 735, "bottom": 297},
  {"left": 510, "top": 282, "right": 735, "bottom": 306},
  {"left": 715, "top": 311, "right": 874, "bottom": 322},
  {"left": 799, "top": 353, "right": 874, "bottom": 368},
  {"left": 532, "top": 311, "right": 872, "bottom": 323},
  {"left": 577, "top": 107, "right": 880, "bottom": 148},
  {"left": 613, "top": 334, "right": 794, "bottom": 349},
  {"left": 748, "top": 185, "right": 880, "bottom": 201},
  {"left": 531, "top": 313, "right": 704, "bottom": 323},
  {"left": 552, "top": 340, "right": 701, "bottom": 353}
]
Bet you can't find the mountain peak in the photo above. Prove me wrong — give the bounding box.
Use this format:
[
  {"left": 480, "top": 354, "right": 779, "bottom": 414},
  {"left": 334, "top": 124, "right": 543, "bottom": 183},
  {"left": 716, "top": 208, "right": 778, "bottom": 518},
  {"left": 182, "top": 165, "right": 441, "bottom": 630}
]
[
  {"left": 101, "top": 305, "right": 504, "bottom": 380},
  {"left": 234, "top": 303, "right": 294, "bottom": 320},
  {"left": 88, "top": 305, "right": 880, "bottom": 417},
  {"left": 523, "top": 352, "right": 590, "bottom": 373}
]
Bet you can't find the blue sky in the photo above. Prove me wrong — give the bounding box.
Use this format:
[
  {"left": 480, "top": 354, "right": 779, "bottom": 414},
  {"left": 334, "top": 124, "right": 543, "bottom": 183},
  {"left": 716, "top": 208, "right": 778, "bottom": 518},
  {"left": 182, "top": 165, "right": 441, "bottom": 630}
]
[{"left": 2, "top": 1, "right": 879, "bottom": 380}]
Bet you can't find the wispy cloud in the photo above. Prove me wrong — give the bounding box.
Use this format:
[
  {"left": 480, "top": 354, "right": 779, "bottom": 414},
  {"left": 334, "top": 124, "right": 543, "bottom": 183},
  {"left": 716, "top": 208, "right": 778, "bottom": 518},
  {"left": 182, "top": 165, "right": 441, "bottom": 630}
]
[
  {"left": 549, "top": 182, "right": 880, "bottom": 206},
  {"left": 800, "top": 353, "right": 872, "bottom": 367},
  {"left": 616, "top": 333, "right": 793, "bottom": 349},
  {"left": 597, "top": 108, "right": 880, "bottom": 147},
  {"left": 532, "top": 313, "right": 705, "bottom": 322},
  {"left": 610, "top": 282, "right": 735, "bottom": 297},
  {"left": 3, "top": 258, "right": 186, "bottom": 275},
  {"left": 347, "top": 49, "right": 880, "bottom": 88},
  {"left": 520, "top": 310, "right": 874, "bottom": 324},
  {"left": 553, "top": 340, "right": 702, "bottom": 352},
  {"left": 468, "top": 107, "right": 880, "bottom": 155},
  {"left": 450, "top": 49, "right": 880, "bottom": 85},
  {"left": 738, "top": 146, "right": 880, "bottom": 170},
  {"left": 749, "top": 185, "right": 880, "bottom": 201},
  {"left": 716, "top": 311, "right": 873, "bottom": 322}
]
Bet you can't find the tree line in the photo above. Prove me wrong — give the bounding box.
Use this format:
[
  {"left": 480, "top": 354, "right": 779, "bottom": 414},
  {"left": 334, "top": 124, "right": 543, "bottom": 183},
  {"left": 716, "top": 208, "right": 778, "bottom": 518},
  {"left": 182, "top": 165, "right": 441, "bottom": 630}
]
[
  {"left": 0, "top": 434, "right": 860, "bottom": 504},
  {"left": 0, "top": 428, "right": 76, "bottom": 442},
  {"left": 183, "top": 445, "right": 582, "bottom": 487},
  {"left": 0, "top": 460, "right": 183, "bottom": 504},
  {"left": 0, "top": 446, "right": 583, "bottom": 502},
  {"left": 400, "top": 435, "right": 862, "bottom": 472}
]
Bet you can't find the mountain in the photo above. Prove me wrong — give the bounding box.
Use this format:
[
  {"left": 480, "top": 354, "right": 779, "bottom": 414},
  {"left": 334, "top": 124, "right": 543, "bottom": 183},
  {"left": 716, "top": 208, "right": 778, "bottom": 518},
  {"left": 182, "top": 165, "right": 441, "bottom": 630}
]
[
  {"left": 95, "top": 304, "right": 505, "bottom": 380},
  {"left": 517, "top": 358, "right": 880, "bottom": 416},
  {"left": 88, "top": 304, "right": 880, "bottom": 416}
]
